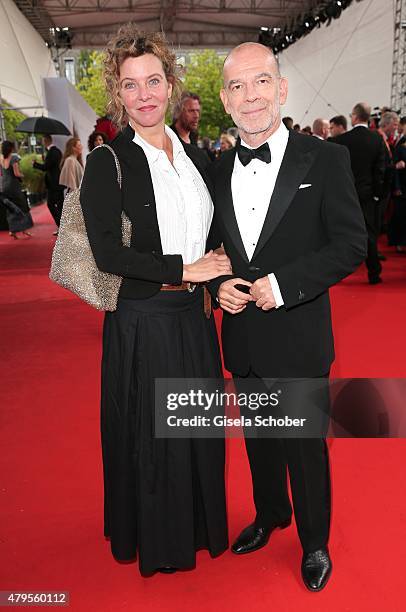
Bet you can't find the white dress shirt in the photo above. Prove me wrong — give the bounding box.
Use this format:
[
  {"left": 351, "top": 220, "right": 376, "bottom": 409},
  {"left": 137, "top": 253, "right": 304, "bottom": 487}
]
[
  {"left": 132, "top": 125, "right": 213, "bottom": 264},
  {"left": 231, "top": 122, "right": 290, "bottom": 307}
]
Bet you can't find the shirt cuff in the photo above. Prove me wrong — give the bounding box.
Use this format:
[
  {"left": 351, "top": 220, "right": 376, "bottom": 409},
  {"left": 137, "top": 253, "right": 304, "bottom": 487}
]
[{"left": 268, "top": 273, "right": 284, "bottom": 308}]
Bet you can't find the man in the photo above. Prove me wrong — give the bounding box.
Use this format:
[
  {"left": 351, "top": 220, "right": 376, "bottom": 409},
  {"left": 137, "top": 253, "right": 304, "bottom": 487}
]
[
  {"left": 282, "top": 116, "right": 293, "bottom": 130},
  {"left": 395, "top": 115, "right": 406, "bottom": 148},
  {"left": 171, "top": 92, "right": 201, "bottom": 145},
  {"left": 329, "top": 115, "right": 347, "bottom": 138},
  {"left": 33, "top": 135, "right": 64, "bottom": 234},
  {"left": 334, "top": 103, "right": 386, "bottom": 283},
  {"left": 208, "top": 43, "right": 367, "bottom": 591},
  {"left": 312, "top": 118, "right": 330, "bottom": 140}
]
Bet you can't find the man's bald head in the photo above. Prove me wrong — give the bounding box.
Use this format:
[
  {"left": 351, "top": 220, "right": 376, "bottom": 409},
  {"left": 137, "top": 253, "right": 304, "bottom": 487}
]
[
  {"left": 312, "top": 118, "right": 330, "bottom": 140},
  {"left": 223, "top": 42, "right": 281, "bottom": 84},
  {"left": 220, "top": 41, "right": 288, "bottom": 146}
]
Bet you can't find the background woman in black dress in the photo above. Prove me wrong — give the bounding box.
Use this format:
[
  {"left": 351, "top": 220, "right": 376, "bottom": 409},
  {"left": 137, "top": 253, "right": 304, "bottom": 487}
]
[
  {"left": 0, "top": 141, "right": 33, "bottom": 239},
  {"left": 80, "top": 24, "right": 232, "bottom": 576}
]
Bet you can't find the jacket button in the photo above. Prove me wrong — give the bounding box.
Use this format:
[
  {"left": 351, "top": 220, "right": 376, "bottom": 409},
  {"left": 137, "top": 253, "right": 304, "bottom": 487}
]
[{"left": 248, "top": 266, "right": 260, "bottom": 272}]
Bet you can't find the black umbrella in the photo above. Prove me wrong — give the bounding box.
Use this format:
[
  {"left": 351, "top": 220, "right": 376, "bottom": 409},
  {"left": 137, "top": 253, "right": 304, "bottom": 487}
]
[{"left": 15, "top": 116, "right": 71, "bottom": 136}]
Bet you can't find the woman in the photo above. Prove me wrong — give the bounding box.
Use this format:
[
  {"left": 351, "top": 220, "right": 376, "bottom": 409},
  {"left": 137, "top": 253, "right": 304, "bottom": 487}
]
[
  {"left": 87, "top": 131, "right": 107, "bottom": 153},
  {"left": 0, "top": 141, "right": 33, "bottom": 239},
  {"left": 220, "top": 132, "right": 236, "bottom": 153},
  {"left": 80, "top": 24, "right": 231, "bottom": 576},
  {"left": 59, "top": 138, "right": 84, "bottom": 192}
]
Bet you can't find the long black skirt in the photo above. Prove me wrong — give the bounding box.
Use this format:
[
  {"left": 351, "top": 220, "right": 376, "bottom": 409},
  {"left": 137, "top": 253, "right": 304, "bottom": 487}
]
[{"left": 101, "top": 288, "right": 228, "bottom": 575}]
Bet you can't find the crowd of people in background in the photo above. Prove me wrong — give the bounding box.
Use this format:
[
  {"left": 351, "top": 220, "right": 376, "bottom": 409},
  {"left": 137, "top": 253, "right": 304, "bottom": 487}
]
[{"left": 0, "top": 94, "right": 405, "bottom": 285}]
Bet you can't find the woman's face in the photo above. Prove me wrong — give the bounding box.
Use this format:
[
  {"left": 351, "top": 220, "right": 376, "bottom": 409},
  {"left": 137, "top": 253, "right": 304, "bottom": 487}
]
[
  {"left": 220, "top": 138, "right": 230, "bottom": 152},
  {"left": 94, "top": 134, "right": 104, "bottom": 147},
  {"left": 73, "top": 140, "right": 83, "bottom": 156},
  {"left": 119, "top": 54, "right": 172, "bottom": 131}
]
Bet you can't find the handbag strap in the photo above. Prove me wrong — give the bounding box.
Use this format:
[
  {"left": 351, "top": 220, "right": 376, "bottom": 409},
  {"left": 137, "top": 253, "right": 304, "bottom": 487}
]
[
  {"left": 79, "top": 143, "right": 122, "bottom": 191},
  {"left": 98, "top": 143, "right": 122, "bottom": 189}
]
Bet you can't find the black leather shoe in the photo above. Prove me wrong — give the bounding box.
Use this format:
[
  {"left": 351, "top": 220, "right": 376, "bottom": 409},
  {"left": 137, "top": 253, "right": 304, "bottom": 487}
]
[
  {"left": 231, "top": 519, "right": 291, "bottom": 555},
  {"left": 158, "top": 567, "right": 177, "bottom": 574},
  {"left": 369, "top": 276, "right": 382, "bottom": 285},
  {"left": 301, "top": 548, "right": 332, "bottom": 592}
]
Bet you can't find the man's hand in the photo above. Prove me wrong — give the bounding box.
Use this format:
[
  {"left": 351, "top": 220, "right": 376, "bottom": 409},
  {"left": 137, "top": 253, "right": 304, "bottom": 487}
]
[
  {"left": 250, "top": 276, "right": 276, "bottom": 311},
  {"left": 218, "top": 278, "right": 252, "bottom": 314}
]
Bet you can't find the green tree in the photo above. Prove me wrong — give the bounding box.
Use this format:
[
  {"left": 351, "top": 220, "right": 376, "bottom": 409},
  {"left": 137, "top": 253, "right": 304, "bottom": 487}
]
[
  {"left": 76, "top": 51, "right": 107, "bottom": 117},
  {"left": 183, "top": 50, "right": 234, "bottom": 140},
  {"left": 77, "top": 50, "right": 93, "bottom": 82},
  {"left": 1, "top": 101, "right": 26, "bottom": 143}
]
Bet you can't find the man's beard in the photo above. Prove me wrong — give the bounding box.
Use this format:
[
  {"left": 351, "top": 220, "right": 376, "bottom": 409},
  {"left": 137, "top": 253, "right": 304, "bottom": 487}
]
[
  {"left": 180, "top": 116, "right": 197, "bottom": 133},
  {"left": 236, "top": 103, "right": 280, "bottom": 137}
]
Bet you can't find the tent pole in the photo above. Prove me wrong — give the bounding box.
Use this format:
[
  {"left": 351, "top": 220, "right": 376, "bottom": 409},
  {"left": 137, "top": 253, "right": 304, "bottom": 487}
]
[{"left": 0, "top": 86, "right": 6, "bottom": 141}]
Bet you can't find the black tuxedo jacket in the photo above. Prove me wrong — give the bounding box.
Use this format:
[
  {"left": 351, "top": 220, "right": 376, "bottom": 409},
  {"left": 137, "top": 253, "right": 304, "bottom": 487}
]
[
  {"left": 33, "top": 146, "right": 62, "bottom": 191},
  {"left": 333, "top": 127, "right": 386, "bottom": 202},
  {"left": 207, "top": 131, "right": 367, "bottom": 377},
  {"left": 80, "top": 124, "right": 214, "bottom": 300}
]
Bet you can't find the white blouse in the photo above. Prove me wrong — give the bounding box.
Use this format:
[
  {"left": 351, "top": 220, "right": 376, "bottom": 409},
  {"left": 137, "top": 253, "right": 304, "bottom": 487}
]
[{"left": 132, "top": 125, "right": 213, "bottom": 265}]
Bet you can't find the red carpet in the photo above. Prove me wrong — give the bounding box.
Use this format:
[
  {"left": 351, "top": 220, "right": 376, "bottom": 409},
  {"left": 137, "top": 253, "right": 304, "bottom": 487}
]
[{"left": 1, "top": 204, "right": 405, "bottom": 611}]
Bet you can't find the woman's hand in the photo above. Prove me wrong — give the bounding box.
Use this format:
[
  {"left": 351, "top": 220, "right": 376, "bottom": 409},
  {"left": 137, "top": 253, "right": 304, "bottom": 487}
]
[{"left": 183, "top": 250, "right": 232, "bottom": 283}]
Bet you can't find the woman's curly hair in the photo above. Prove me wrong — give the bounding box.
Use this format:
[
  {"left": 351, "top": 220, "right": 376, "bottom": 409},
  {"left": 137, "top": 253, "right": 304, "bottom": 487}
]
[{"left": 103, "top": 23, "right": 183, "bottom": 128}]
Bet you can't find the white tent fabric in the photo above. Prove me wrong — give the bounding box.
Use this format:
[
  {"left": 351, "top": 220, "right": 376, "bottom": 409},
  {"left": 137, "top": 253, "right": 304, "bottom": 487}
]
[
  {"left": 278, "top": 0, "right": 393, "bottom": 127},
  {"left": 42, "top": 78, "right": 97, "bottom": 158},
  {"left": 0, "top": 0, "right": 56, "bottom": 112}
]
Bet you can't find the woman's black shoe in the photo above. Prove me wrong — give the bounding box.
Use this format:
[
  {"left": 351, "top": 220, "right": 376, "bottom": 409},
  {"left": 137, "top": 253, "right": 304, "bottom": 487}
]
[{"left": 158, "top": 567, "right": 177, "bottom": 574}]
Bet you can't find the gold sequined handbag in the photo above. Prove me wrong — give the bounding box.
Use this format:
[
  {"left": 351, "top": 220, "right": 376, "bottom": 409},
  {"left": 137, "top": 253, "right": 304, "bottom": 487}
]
[{"left": 49, "top": 144, "right": 132, "bottom": 311}]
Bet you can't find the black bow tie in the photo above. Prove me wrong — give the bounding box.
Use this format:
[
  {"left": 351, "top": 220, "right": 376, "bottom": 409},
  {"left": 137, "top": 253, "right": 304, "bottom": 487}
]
[{"left": 237, "top": 141, "right": 271, "bottom": 166}]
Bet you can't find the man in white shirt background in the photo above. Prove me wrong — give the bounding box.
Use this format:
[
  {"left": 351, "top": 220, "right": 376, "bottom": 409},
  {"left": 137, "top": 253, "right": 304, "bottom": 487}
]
[{"left": 207, "top": 42, "right": 367, "bottom": 591}]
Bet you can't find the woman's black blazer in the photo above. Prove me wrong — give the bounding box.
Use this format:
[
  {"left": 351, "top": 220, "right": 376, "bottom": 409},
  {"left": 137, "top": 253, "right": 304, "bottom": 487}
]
[{"left": 80, "top": 124, "right": 215, "bottom": 299}]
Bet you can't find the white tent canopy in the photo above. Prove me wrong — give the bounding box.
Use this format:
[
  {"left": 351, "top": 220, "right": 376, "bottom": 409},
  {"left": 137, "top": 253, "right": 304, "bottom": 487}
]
[
  {"left": 0, "top": 0, "right": 56, "bottom": 113},
  {"left": 42, "top": 77, "right": 97, "bottom": 157},
  {"left": 279, "top": 0, "right": 393, "bottom": 126},
  {"left": 1, "top": 0, "right": 97, "bottom": 151}
]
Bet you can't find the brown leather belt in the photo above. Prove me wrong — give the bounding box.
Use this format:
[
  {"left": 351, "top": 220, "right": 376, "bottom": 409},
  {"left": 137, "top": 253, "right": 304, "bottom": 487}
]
[
  {"left": 160, "top": 282, "right": 196, "bottom": 292},
  {"left": 160, "top": 283, "right": 212, "bottom": 319}
]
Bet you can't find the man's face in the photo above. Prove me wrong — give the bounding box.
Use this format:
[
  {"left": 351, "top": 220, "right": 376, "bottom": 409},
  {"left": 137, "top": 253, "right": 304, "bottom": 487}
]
[
  {"left": 385, "top": 118, "right": 399, "bottom": 137},
  {"left": 220, "top": 44, "right": 288, "bottom": 139},
  {"left": 179, "top": 98, "right": 201, "bottom": 132},
  {"left": 329, "top": 122, "right": 345, "bottom": 138}
]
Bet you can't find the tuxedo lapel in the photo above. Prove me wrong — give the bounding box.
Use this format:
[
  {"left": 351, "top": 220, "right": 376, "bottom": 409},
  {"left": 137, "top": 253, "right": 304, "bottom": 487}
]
[
  {"left": 252, "top": 131, "right": 317, "bottom": 260},
  {"left": 216, "top": 149, "right": 249, "bottom": 263}
]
